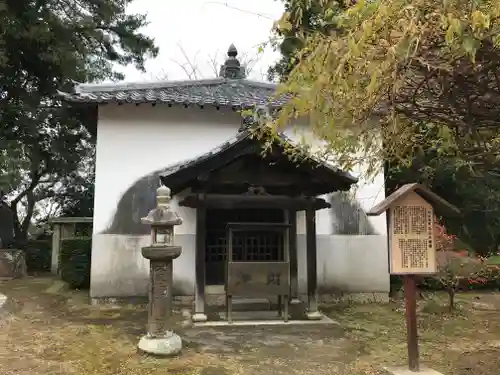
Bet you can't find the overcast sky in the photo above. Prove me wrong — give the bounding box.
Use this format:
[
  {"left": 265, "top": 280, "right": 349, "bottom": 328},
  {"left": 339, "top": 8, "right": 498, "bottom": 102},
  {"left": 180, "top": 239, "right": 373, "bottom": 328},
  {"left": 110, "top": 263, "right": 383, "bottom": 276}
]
[{"left": 119, "top": 0, "right": 285, "bottom": 82}]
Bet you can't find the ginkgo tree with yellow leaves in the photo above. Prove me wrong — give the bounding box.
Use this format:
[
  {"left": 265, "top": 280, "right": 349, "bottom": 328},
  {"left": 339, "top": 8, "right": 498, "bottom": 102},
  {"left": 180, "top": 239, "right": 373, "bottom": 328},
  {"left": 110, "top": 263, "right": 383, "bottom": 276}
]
[{"left": 266, "top": 0, "right": 500, "bottom": 180}]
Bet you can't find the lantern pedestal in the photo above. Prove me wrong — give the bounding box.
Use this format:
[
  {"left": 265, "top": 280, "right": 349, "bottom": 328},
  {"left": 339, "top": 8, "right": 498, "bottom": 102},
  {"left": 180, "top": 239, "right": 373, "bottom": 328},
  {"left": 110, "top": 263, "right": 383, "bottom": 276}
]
[
  {"left": 138, "top": 332, "right": 182, "bottom": 356},
  {"left": 192, "top": 313, "right": 208, "bottom": 323},
  {"left": 138, "top": 245, "right": 182, "bottom": 356},
  {"left": 306, "top": 310, "right": 323, "bottom": 320}
]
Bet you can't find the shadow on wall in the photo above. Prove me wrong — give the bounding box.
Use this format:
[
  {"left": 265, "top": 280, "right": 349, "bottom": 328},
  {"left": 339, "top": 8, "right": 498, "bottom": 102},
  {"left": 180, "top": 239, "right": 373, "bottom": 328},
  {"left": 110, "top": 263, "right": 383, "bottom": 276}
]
[
  {"left": 330, "top": 192, "right": 377, "bottom": 235},
  {"left": 103, "top": 169, "right": 378, "bottom": 236},
  {"left": 104, "top": 169, "right": 164, "bottom": 235}
]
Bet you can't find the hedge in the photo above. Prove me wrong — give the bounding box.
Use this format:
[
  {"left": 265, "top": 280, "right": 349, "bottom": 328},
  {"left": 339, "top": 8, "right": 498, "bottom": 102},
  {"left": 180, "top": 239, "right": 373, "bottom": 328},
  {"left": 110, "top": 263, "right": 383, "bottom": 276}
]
[
  {"left": 60, "top": 237, "right": 92, "bottom": 289},
  {"left": 390, "top": 266, "right": 500, "bottom": 292},
  {"left": 24, "top": 240, "right": 52, "bottom": 272}
]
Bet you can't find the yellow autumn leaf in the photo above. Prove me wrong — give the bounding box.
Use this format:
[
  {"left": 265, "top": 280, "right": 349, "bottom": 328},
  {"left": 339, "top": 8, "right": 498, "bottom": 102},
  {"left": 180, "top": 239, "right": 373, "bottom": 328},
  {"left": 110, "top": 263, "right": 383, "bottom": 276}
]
[{"left": 471, "top": 10, "right": 490, "bottom": 31}]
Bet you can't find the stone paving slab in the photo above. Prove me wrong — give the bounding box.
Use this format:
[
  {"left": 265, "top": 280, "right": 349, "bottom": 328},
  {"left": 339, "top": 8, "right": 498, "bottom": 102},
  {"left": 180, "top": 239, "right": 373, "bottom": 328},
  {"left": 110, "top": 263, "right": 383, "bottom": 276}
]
[
  {"left": 181, "top": 324, "right": 361, "bottom": 374},
  {"left": 192, "top": 310, "right": 337, "bottom": 327},
  {"left": 182, "top": 324, "right": 348, "bottom": 353},
  {"left": 0, "top": 292, "right": 7, "bottom": 319},
  {"left": 0, "top": 292, "right": 6, "bottom": 308},
  {"left": 385, "top": 366, "right": 444, "bottom": 375}
]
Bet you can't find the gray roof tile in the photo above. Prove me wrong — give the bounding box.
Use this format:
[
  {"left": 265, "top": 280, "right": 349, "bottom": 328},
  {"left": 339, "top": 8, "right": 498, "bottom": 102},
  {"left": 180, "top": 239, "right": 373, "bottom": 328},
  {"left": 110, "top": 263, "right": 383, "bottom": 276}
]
[{"left": 58, "top": 78, "right": 288, "bottom": 108}]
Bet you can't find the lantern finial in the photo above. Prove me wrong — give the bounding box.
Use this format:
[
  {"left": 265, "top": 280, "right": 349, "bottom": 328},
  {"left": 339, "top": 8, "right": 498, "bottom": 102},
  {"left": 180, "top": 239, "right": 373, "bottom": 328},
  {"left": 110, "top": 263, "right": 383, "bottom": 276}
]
[
  {"left": 156, "top": 185, "right": 171, "bottom": 208},
  {"left": 141, "top": 185, "right": 182, "bottom": 227}
]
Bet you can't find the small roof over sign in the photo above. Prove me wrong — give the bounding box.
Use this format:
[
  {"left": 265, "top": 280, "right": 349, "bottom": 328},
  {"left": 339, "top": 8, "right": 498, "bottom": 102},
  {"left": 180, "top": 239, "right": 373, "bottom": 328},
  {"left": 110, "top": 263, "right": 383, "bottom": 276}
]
[{"left": 367, "top": 183, "right": 461, "bottom": 217}]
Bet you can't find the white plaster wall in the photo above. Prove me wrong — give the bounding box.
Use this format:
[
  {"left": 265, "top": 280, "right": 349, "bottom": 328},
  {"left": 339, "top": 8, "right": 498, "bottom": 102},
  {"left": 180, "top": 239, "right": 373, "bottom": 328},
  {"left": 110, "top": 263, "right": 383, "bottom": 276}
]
[
  {"left": 288, "top": 125, "right": 387, "bottom": 236},
  {"left": 92, "top": 104, "right": 241, "bottom": 297},
  {"left": 91, "top": 103, "right": 389, "bottom": 298},
  {"left": 91, "top": 234, "right": 196, "bottom": 297},
  {"left": 297, "top": 235, "right": 389, "bottom": 294},
  {"left": 93, "top": 104, "right": 243, "bottom": 234}
]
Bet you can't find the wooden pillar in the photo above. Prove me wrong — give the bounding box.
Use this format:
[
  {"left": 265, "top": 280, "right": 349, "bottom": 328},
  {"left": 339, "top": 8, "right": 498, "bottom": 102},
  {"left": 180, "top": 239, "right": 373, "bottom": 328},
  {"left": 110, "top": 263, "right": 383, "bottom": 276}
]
[
  {"left": 305, "top": 205, "right": 321, "bottom": 319},
  {"left": 286, "top": 209, "right": 299, "bottom": 303},
  {"left": 51, "top": 224, "right": 61, "bottom": 275},
  {"left": 192, "top": 198, "right": 207, "bottom": 322}
]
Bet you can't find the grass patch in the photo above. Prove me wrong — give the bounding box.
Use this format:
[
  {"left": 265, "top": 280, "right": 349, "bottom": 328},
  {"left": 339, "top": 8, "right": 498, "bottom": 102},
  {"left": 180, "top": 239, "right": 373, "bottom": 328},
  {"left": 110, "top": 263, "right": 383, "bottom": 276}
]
[
  {"left": 487, "top": 255, "right": 500, "bottom": 265},
  {"left": 329, "top": 293, "right": 500, "bottom": 375}
]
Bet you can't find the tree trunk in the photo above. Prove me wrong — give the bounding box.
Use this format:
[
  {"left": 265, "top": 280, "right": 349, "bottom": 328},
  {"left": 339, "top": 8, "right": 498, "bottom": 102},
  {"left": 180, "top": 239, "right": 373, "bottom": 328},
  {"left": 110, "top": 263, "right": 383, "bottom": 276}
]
[
  {"left": 9, "top": 191, "right": 36, "bottom": 246},
  {"left": 447, "top": 288, "right": 455, "bottom": 312},
  {"left": 417, "top": 287, "right": 427, "bottom": 300},
  {"left": 414, "top": 276, "right": 426, "bottom": 300},
  {"left": 10, "top": 204, "right": 23, "bottom": 243},
  {"left": 20, "top": 191, "right": 35, "bottom": 239}
]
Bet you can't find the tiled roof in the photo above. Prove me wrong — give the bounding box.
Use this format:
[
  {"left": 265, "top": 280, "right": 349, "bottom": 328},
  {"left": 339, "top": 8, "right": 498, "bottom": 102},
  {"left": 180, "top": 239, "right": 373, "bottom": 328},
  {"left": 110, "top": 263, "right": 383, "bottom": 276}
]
[
  {"left": 57, "top": 78, "right": 288, "bottom": 108},
  {"left": 159, "top": 128, "right": 358, "bottom": 189}
]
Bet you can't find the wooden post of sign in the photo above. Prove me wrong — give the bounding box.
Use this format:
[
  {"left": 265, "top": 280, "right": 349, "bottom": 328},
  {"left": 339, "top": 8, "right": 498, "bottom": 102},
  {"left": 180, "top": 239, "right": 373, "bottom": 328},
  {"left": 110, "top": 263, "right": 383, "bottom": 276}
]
[
  {"left": 403, "top": 275, "right": 419, "bottom": 372},
  {"left": 366, "top": 183, "right": 461, "bottom": 375}
]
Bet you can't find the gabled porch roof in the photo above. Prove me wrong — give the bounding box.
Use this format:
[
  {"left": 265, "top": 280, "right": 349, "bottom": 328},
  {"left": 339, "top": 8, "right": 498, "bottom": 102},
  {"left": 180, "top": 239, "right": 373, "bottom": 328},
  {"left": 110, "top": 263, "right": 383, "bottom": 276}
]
[{"left": 159, "top": 128, "right": 357, "bottom": 196}]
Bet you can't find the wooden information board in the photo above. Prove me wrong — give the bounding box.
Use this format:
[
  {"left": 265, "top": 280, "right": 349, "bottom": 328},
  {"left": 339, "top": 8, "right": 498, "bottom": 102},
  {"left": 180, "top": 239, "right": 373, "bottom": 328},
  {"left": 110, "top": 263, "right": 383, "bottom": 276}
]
[
  {"left": 389, "top": 192, "right": 436, "bottom": 275},
  {"left": 367, "top": 183, "right": 460, "bottom": 372}
]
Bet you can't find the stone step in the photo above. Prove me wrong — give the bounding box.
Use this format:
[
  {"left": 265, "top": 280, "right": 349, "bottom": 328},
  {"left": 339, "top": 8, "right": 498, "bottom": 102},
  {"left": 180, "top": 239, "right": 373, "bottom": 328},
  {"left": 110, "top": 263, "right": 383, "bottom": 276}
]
[
  {"left": 218, "top": 310, "right": 286, "bottom": 321},
  {"left": 231, "top": 297, "right": 272, "bottom": 311}
]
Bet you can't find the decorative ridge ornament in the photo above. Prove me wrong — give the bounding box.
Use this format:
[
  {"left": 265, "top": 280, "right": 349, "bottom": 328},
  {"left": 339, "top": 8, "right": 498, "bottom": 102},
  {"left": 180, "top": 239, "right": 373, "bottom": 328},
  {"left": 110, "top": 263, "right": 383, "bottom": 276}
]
[
  {"left": 243, "top": 186, "right": 269, "bottom": 196},
  {"left": 227, "top": 43, "right": 238, "bottom": 57},
  {"left": 219, "top": 44, "right": 246, "bottom": 79}
]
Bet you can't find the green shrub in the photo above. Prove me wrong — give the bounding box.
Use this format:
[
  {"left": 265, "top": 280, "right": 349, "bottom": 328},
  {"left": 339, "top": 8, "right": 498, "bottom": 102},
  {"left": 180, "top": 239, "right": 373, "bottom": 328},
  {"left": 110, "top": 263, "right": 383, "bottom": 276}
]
[
  {"left": 471, "top": 265, "right": 500, "bottom": 290},
  {"left": 420, "top": 276, "right": 443, "bottom": 290},
  {"left": 24, "top": 240, "right": 52, "bottom": 272},
  {"left": 60, "top": 237, "right": 92, "bottom": 289},
  {"left": 418, "top": 264, "right": 500, "bottom": 292},
  {"left": 390, "top": 275, "right": 404, "bottom": 293}
]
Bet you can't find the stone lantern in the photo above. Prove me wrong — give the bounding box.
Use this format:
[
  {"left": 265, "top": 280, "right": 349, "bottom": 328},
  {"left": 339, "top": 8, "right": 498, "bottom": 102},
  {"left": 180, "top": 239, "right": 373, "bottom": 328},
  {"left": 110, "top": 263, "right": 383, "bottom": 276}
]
[{"left": 137, "top": 185, "right": 183, "bottom": 356}]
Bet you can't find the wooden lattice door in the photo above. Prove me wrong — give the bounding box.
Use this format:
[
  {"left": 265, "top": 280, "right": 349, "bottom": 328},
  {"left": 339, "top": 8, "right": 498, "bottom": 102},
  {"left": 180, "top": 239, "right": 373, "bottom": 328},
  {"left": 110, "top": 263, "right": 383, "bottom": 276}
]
[{"left": 205, "top": 208, "right": 285, "bottom": 285}]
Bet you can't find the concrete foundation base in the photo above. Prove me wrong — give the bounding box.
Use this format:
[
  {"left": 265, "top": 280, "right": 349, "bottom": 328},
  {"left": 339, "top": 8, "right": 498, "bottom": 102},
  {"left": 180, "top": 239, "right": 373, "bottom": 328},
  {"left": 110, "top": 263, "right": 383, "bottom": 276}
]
[
  {"left": 137, "top": 332, "right": 182, "bottom": 356},
  {"left": 384, "top": 366, "right": 444, "bottom": 375}
]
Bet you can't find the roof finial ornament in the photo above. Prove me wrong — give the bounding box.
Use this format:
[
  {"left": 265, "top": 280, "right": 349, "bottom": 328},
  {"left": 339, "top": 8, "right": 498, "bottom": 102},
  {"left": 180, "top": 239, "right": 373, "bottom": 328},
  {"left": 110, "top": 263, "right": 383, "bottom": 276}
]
[
  {"left": 219, "top": 43, "right": 246, "bottom": 79},
  {"left": 227, "top": 44, "right": 238, "bottom": 58}
]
